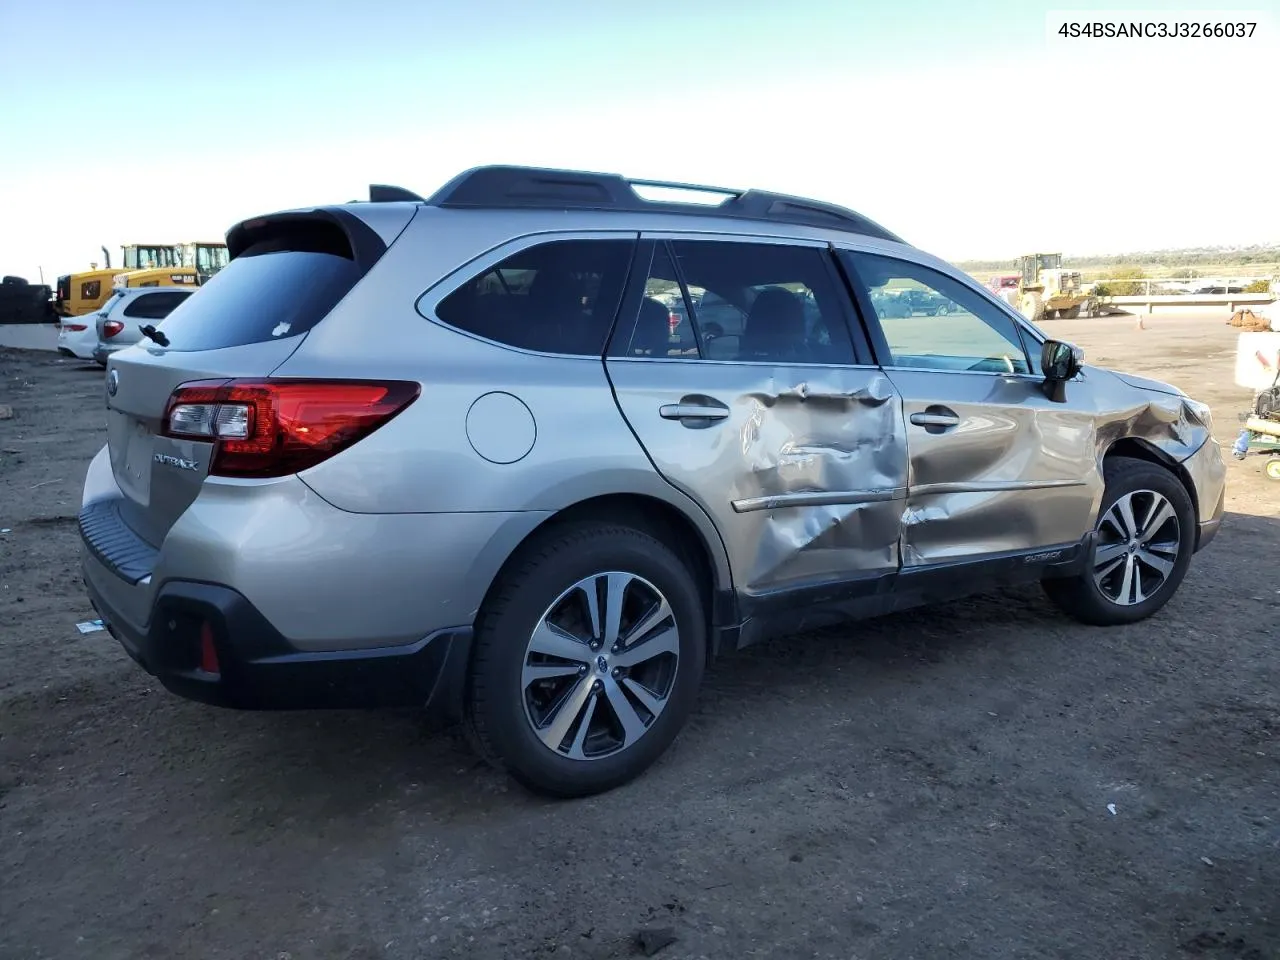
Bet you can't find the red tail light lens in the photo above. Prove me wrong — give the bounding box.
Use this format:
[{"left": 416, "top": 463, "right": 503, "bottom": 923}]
[
  {"left": 63, "top": 323, "right": 87, "bottom": 332},
  {"left": 199, "top": 622, "right": 220, "bottom": 675},
  {"left": 103, "top": 320, "right": 124, "bottom": 338},
  {"left": 162, "top": 378, "right": 420, "bottom": 478}
]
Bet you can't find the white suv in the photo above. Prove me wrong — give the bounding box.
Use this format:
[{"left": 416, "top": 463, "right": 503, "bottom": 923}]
[{"left": 92, "top": 287, "right": 195, "bottom": 366}]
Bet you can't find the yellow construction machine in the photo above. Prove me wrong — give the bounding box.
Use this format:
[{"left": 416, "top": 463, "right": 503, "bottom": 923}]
[
  {"left": 1014, "top": 252, "right": 1088, "bottom": 321},
  {"left": 112, "top": 241, "right": 229, "bottom": 291},
  {"left": 55, "top": 241, "right": 228, "bottom": 316}
]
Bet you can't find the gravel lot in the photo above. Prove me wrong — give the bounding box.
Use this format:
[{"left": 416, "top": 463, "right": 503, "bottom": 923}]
[{"left": 1, "top": 313, "right": 1277, "bottom": 960}]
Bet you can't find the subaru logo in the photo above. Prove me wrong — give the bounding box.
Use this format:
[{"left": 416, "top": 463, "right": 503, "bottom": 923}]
[{"left": 106, "top": 369, "right": 119, "bottom": 397}]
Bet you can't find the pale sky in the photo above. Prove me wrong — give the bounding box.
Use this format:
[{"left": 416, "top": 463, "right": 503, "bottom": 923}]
[{"left": 1, "top": 0, "right": 1275, "bottom": 282}]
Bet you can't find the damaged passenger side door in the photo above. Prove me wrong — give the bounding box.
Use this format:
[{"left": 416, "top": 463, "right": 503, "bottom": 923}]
[
  {"left": 837, "top": 249, "right": 1101, "bottom": 568},
  {"left": 604, "top": 235, "right": 909, "bottom": 605}
]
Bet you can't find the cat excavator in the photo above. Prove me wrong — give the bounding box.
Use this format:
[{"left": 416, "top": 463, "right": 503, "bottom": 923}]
[{"left": 54, "top": 241, "right": 228, "bottom": 316}]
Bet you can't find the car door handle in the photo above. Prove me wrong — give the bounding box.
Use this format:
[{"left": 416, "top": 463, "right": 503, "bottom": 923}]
[
  {"left": 659, "top": 395, "right": 730, "bottom": 425},
  {"left": 909, "top": 409, "right": 961, "bottom": 428},
  {"left": 660, "top": 403, "right": 730, "bottom": 421}
]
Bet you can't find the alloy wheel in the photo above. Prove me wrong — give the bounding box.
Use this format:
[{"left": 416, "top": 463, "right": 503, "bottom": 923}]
[
  {"left": 1092, "top": 489, "right": 1181, "bottom": 605},
  {"left": 521, "top": 572, "right": 680, "bottom": 760}
]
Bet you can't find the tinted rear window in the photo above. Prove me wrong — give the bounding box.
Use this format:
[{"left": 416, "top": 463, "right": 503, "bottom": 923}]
[
  {"left": 155, "top": 249, "right": 364, "bottom": 352},
  {"left": 122, "top": 290, "right": 192, "bottom": 320},
  {"left": 434, "top": 239, "right": 635, "bottom": 356}
]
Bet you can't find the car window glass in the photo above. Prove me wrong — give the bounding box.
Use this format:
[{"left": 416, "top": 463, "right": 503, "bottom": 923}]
[
  {"left": 435, "top": 238, "right": 634, "bottom": 356},
  {"left": 621, "top": 244, "right": 700, "bottom": 357},
  {"left": 843, "top": 251, "right": 1031, "bottom": 374},
  {"left": 122, "top": 291, "right": 192, "bottom": 320},
  {"left": 669, "top": 240, "right": 856, "bottom": 365}
]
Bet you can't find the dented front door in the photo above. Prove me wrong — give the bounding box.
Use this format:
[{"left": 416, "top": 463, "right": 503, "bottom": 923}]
[
  {"left": 604, "top": 235, "right": 909, "bottom": 596},
  {"left": 836, "top": 247, "right": 1100, "bottom": 566}
]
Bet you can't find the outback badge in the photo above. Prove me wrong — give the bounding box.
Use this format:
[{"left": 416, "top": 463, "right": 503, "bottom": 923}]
[{"left": 153, "top": 452, "right": 199, "bottom": 472}]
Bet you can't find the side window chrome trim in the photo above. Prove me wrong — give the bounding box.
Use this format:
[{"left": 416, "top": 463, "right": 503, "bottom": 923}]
[{"left": 413, "top": 229, "right": 641, "bottom": 359}]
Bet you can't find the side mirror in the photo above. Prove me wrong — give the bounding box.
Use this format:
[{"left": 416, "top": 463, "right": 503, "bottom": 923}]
[{"left": 1041, "top": 339, "right": 1084, "bottom": 402}]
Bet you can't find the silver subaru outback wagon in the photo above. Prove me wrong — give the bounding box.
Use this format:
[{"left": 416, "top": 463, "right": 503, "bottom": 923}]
[{"left": 79, "top": 165, "right": 1226, "bottom": 797}]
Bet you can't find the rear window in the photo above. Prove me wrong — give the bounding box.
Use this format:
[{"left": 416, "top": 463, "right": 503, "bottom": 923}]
[
  {"left": 433, "top": 239, "right": 635, "bottom": 356},
  {"left": 154, "top": 248, "right": 364, "bottom": 352},
  {"left": 122, "top": 290, "right": 192, "bottom": 320}
]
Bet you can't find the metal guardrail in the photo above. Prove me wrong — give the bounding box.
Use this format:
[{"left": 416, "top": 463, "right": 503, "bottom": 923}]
[{"left": 1088, "top": 276, "right": 1272, "bottom": 296}]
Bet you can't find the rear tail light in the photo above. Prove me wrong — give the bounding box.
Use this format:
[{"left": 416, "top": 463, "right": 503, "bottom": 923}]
[
  {"left": 103, "top": 320, "right": 124, "bottom": 338},
  {"left": 63, "top": 323, "right": 87, "bottom": 332},
  {"left": 162, "top": 378, "right": 420, "bottom": 478}
]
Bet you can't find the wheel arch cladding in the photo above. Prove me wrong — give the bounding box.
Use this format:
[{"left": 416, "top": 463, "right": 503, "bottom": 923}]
[
  {"left": 478, "top": 493, "right": 729, "bottom": 653},
  {"left": 1102, "top": 438, "right": 1199, "bottom": 524}
]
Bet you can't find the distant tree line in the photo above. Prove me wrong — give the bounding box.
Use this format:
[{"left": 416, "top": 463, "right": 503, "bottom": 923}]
[{"left": 957, "top": 245, "right": 1280, "bottom": 273}]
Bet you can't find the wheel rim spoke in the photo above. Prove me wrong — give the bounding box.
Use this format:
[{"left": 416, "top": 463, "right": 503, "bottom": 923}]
[
  {"left": 614, "top": 624, "right": 679, "bottom": 668},
  {"left": 622, "top": 676, "right": 666, "bottom": 715},
  {"left": 1139, "top": 499, "right": 1175, "bottom": 542},
  {"left": 602, "top": 573, "right": 631, "bottom": 648},
  {"left": 623, "top": 597, "right": 673, "bottom": 647},
  {"left": 602, "top": 676, "right": 648, "bottom": 748},
  {"left": 1110, "top": 495, "right": 1139, "bottom": 539},
  {"left": 1137, "top": 548, "right": 1174, "bottom": 577},
  {"left": 1093, "top": 542, "right": 1128, "bottom": 567},
  {"left": 536, "top": 676, "right": 595, "bottom": 753},
  {"left": 522, "top": 662, "right": 584, "bottom": 686},
  {"left": 565, "top": 692, "right": 599, "bottom": 761},
  {"left": 528, "top": 621, "right": 590, "bottom": 662},
  {"left": 580, "top": 581, "right": 603, "bottom": 643}
]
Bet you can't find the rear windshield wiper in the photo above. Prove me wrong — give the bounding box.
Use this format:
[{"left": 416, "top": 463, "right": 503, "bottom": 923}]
[{"left": 139, "top": 324, "right": 170, "bottom": 347}]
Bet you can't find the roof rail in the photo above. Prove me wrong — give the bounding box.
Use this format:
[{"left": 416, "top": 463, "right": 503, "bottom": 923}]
[{"left": 420, "top": 165, "right": 903, "bottom": 242}]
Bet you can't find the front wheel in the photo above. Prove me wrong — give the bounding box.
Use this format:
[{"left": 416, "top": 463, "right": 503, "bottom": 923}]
[
  {"left": 1265, "top": 457, "right": 1280, "bottom": 482},
  {"left": 1042, "top": 457, "right": 1195, "bottom": 625},
  {"left": 464, "top": 522, "right": 706, "bottom": 797}
]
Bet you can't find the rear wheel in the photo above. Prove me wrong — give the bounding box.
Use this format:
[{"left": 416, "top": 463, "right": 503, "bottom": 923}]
[
  {"left": 1265, "top": 457, "right": 1280, "bottom": 481},
  {"left": 1043, "top": 457, "right": 1195, "bottom": 625},
  {"left": 464, "top": 522, "right": 706, "bottom": 797}
]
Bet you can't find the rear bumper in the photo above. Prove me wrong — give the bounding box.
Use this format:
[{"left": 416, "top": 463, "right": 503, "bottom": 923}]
[
  {"left": 92, "top": 342, "right": 126, "bottom": 364},
  {"left": 83, "top": 572, "right": 473, "bottom": 716}
]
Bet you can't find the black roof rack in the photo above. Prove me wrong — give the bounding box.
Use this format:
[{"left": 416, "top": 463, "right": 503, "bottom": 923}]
[{"left": 396, "top": 165, "right": 903, "bottom": 243}]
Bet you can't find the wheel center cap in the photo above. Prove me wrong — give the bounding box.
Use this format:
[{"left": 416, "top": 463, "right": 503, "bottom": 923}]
[
  {"left": 1128, "top": 540, "right": 1139, "bottom": 553},
  {"left": 596, "top": 655, "right": 609, "bottom": 674}
]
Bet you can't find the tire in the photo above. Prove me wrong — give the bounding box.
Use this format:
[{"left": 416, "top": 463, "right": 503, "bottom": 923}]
[
  {"left": 1062, "top": 305, "right": 1082, "bottom": 319},
  {"left": 936, "top": 303, "right": 949, "bottom": 316},
  {"left": 464, "top": 521, "right": 706, "bottom": 797},
  {"left": 1042, "top": 456, "right": 1195, "bottom": 626},
  {"left": 1265, "top": 457, "right": 1280, "bottom": 482},
  {"left": 1019, "top": 291, "right": 1044, "bottom": 322}
]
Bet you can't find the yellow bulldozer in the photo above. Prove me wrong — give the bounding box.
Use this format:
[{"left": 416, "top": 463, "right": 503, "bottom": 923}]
[
  {"left": 113, "top": 241, "right": 229, "bottom": 292},
  {"left": 1013, "top": 252, "right": 1088, "bottom": 322},
  {"left": 54, "top": 241, "right": 228, "bottom": 317}
]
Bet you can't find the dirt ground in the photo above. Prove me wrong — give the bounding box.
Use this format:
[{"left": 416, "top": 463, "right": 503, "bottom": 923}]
[{"left": 1, "top": 312, "right": 1277, "bottom": 960}]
